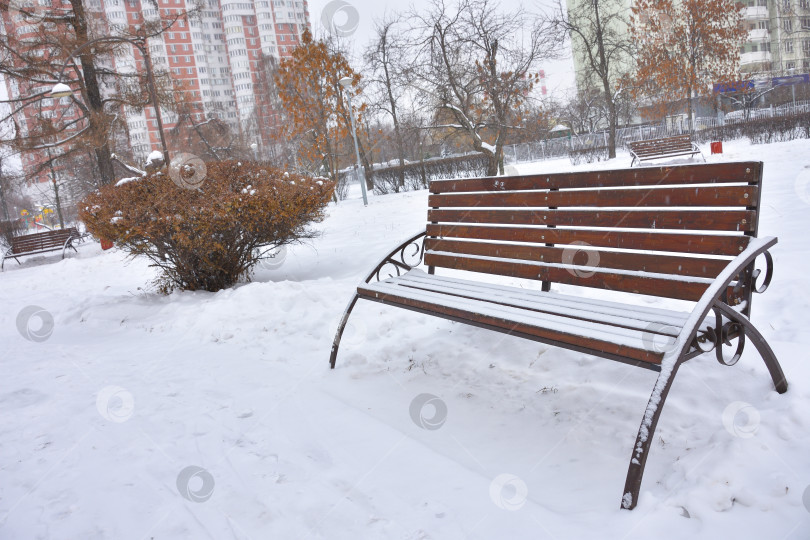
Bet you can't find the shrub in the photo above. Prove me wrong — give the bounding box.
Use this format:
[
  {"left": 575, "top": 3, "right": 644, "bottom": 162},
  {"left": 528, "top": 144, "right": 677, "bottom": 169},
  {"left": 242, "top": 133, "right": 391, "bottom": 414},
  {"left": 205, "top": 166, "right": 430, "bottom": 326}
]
[
  {"left": 569, "top": 146, "right": 609, "bottom": 165},
  {"left": 742, "top": 112, "right": 810, "bottom": 145},
  {"left": 80, "top": 161, "right": 335, "bottom": 293},
  {"left": 339, "top": 153, "right": 489, "bottom": 196},
  {"left": 0, "top": 219, "right": 25, "bottom": 249}
]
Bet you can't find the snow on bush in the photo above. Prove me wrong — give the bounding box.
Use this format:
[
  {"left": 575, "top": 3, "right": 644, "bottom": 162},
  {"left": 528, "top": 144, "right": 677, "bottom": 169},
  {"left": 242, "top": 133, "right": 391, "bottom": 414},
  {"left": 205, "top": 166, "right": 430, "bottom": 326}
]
[{"left": 80, "top": 161, "right": 335, "bottom": 293}]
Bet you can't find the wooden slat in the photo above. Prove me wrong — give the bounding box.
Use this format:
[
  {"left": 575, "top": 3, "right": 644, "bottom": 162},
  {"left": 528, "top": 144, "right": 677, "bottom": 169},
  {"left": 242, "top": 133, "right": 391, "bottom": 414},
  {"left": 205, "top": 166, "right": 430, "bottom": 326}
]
[
  {"left": 634, "top": 148, "right": 696, "bottom": 156},
  {"left": 426, "top": 224, "right": 750, "bottom": 256},
  {"left": 427, "top": 209, "right": 756, "bottom": 231},
  {"left": 636, "top": 151, "right": 699, "bottom": 160},
  {"left": 423, "top": 238, "right": 729, "bottom": 278},
  {"left": 423, "top": 251, "right": 711, "bottom": 301},
  {"left": 629, "top": 135, "right": 690, "bottom": 148},
  {"left": 359, "top": 282, "right": 664, "bottom": 364},
  {"left": 428, "top": 185, "right": 757, "bottom": 208},
  {"left": 632, "top": 144, "right": 693, "bottom": 152},
  {"left": 429, "top": 162, "right": 761, "bottom": 193}
]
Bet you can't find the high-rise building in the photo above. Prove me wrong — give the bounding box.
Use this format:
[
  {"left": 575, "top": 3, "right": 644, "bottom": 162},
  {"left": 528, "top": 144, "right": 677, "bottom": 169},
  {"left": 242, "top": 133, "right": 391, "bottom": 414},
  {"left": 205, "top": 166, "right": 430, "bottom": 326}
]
[
  {"left": 739, "top": 0, "right": 810, "bottom": 75},
  {"left": 1, "top": 0, "right": 310, "bottom": 186}
]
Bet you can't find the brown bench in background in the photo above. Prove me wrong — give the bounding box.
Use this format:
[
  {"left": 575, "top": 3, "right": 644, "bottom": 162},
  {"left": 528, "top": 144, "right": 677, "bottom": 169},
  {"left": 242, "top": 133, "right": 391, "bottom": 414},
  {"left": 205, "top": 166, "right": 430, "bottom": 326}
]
[
  {"left": 329, "top": 161, "right": 786, "bottom": 510},
  {"left": 628, "top": 134, "right": 705, "bottom": 166},
  {"left": 1, "top": 227, "right": 81, "bottom": 270}
]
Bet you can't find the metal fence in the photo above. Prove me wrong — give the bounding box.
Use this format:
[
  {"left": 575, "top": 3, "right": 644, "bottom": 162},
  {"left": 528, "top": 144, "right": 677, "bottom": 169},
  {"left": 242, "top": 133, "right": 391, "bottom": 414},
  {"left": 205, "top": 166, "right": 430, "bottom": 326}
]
[{"left": 505, "top": 100, "right": 810, "bottom": 165}]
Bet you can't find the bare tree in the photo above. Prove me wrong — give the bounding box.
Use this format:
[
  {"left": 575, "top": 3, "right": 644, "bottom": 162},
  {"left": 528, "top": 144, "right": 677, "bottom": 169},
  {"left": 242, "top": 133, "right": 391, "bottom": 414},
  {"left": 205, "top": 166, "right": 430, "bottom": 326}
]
[
  {"left": 364, "top": 16, "right": 409, "bottom": 188},
  {"left": 0, "top": 0, "right": 197, "bottom": 186},
  {"left": 409, "top": 0, "right": 558, "bottom": 176},
  {"left": 551, "top": 0, "right": 634, "bottom": 158}
]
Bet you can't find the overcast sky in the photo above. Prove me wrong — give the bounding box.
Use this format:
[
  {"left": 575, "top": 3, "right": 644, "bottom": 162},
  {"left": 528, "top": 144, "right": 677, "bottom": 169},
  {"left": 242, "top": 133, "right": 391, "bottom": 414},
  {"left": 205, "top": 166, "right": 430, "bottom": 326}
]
[{"left": 306, "top": 0, "right": 577, "bottom": 96}]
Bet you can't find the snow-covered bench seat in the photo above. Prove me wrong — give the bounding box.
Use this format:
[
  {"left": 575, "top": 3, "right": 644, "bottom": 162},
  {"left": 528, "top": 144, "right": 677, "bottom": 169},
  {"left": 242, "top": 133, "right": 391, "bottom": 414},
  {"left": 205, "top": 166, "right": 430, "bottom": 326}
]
[
  {"left": 1, "top": 227, "right": 80, "bottom": 270},
  {"left": 329, "top": 161, "right": 786, "bottom": 510},
  {"left": 628, "top": 134, "right": 704, "bottom": 166}
]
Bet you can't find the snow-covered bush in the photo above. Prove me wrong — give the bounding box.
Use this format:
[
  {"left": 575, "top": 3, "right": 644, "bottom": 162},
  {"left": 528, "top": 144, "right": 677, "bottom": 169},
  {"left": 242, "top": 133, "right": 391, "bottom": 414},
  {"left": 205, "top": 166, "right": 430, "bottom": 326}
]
[
  {"left": 742, "top": 112, "right": 810, "bottom": 145},
  {"left": 80, "top": 161, "right": 335, "bottom": 293}
]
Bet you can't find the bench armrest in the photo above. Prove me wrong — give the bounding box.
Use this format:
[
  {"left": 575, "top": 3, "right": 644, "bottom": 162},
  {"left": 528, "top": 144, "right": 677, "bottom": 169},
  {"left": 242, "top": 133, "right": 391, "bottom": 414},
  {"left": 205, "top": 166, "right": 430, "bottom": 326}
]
[
  {"left": 363, "top": 229, "right": 427, "bottom": 283},
  {"left": 669, "top": 236, "right": 777, "bottom": 364}
]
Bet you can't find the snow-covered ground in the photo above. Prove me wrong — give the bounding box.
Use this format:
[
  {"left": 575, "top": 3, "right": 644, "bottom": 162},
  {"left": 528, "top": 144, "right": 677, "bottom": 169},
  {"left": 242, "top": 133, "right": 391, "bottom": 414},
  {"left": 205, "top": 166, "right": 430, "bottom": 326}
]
[{"left": 2, "top": 139, "right": 809, "bottom": 539}]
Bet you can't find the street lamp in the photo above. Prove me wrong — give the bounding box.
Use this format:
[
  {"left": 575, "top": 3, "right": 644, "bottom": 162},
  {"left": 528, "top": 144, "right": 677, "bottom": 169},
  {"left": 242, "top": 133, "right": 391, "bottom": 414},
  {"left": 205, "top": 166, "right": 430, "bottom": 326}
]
[
  {"left": 49, "top": 34, "right": 170, "bottom": 166},
  {"left": 250, "top": 142, "right": 258, "bottom": 161},
  {"left": 339, "top": 76, "right": 368, "bottom": 206}
]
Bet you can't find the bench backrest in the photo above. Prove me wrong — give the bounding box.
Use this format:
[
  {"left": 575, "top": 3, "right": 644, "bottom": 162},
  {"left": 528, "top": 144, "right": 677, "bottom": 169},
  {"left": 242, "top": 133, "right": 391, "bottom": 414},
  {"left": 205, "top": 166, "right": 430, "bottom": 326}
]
[
  {"left": 425, "top": 162, "right": 762, "bottom": 305},
  {"left": 11, "top": 228, "right": 78, "bottom": 254},
  {"left": 628, "top": 135, "right": 693, "bottom": 157}
]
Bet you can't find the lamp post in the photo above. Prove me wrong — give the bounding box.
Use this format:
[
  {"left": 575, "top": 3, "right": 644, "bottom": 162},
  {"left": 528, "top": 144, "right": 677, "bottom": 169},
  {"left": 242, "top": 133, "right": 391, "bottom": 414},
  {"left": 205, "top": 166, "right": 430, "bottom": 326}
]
[
  {"left": 49, "top": 34, "right": 170, "bottom": 166},
  {"left": 250, "top": 142, "right": 258, "bottom": 161},
  {"left": 338, "top": 76, "right": 368, "bottom": 206}
]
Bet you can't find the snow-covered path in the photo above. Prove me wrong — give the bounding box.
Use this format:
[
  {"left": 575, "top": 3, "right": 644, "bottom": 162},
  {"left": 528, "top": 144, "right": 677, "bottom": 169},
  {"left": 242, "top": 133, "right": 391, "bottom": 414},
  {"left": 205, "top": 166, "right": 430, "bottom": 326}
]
[{"left": 1, "top": 140, "right": 809, "bottom": 539}]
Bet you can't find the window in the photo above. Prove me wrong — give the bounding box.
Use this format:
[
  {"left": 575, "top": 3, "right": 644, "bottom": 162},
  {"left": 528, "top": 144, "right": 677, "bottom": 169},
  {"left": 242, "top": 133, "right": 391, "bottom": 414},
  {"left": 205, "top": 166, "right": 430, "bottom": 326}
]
[
  {"left": 783, "top": 19, "right": 792, "bottom": 32},
  {"left": 801, "top": 17, "right": 810, "bottom": 28},
  {"left": 785, "top": 39, "right": 794, "bottom": 52},
  {"left": 787, "top": 61, "right": 796, "bottom": 69}
]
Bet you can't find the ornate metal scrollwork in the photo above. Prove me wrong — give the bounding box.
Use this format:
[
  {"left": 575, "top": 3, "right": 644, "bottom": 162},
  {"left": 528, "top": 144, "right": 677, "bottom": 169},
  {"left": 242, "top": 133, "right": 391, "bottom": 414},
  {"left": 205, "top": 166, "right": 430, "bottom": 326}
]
[
  {"left": 693, "top": 304, "right": 748, "bottom": 366},
  {"left": 751, "top": 250, "right": 773, "bottom": 294},
  {"left": 367, "top": 231, "right": 427, "bottom": 283}
]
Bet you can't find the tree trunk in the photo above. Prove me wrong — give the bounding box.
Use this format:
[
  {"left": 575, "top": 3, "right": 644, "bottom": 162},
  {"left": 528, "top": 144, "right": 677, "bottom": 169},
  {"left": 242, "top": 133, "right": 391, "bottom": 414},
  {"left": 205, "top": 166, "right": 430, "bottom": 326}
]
[
  {"left": 593, "top": 0, "right": 617, "bottom": 159},
  {"left": 354, "top": 136, "right": 375, "bottom": 191},
  {"left": 687, "top": 85, "right": 694, "bottom": 135},
  {"left": 607, "top": 99, "right": 617, "bottom": 159},
  {"left": 69, "top": 0, "right": 116, "bottom": 185},
  {"left": 392, "top": 115, "right": 406, "bottom": 190},
  {"left": 485, "top": 152, "right": 499, "bottom": 176},
  {"left": 52, "top": 178, "right": 65, "bottom": 229},
  {"left": 382, "top": 50, "right": 406, "bottom": 189},
  {"left": 0, "top": 178, "right": 10, "bottom": 223}
]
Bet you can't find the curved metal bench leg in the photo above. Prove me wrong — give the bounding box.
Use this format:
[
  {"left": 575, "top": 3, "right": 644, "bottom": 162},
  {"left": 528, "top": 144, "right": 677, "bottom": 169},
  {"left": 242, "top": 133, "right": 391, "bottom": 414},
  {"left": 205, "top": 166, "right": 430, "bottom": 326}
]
[
  {"left": 621, "top": 360, "right": 684, "bottom": 510},
  {"left": 330, "top": 293, "right": 361, "bottom": 369},
  {"left": 713, "top": 302, "right": 787, "bottom": 394}
]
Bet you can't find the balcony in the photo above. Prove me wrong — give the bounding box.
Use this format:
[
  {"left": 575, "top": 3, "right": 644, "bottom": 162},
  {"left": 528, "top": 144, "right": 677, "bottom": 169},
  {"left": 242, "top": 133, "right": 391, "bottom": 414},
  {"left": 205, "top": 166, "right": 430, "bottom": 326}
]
[
  {"left": 748, "top": 28, "right": 770, "bottom": 41},
  {"left": 744, "top": 6, "right": 769, "bottom": 18},
  {"left": 741, "top": 50, "right": 772, "bottom": 64}
]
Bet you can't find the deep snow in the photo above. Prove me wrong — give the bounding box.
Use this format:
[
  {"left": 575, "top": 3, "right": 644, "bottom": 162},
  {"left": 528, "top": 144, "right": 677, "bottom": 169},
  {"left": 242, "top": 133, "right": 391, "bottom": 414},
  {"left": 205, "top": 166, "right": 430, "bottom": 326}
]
[{"left": 1, "top": 139, "right": 809, "bottom": 539}]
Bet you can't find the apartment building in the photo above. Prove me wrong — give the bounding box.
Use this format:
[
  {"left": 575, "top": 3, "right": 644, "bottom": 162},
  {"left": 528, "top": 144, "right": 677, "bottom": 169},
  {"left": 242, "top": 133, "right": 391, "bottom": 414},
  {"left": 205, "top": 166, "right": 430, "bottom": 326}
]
[
  {"left": 565, "top": 0, "right": 810, "bottom": 100},
  {"left": 738, "top": 0, "right": 810, "bottom": 74},
  {"left": 1, "top": 0, "right": 310, "bottom": 185}
]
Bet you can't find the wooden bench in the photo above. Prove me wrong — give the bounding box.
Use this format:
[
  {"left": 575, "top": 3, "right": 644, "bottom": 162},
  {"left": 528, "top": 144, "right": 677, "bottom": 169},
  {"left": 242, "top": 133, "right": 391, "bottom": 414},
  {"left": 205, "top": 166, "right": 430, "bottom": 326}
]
[
  {"left": 329, "top": 161, "right": 786, "bottom": 510},
  {"left": 628, "top": 134, "right": 705, "bottom": 166},
  {"left": 1, "top": 227, "right": 81, "bottom": 270}
]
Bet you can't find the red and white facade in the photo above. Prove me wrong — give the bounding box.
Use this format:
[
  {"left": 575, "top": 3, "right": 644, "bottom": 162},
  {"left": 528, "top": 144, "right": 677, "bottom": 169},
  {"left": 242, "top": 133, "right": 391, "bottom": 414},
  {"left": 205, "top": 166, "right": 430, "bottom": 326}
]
[{"left": 2, "top": 0, "right": 310, "bottom": 184}]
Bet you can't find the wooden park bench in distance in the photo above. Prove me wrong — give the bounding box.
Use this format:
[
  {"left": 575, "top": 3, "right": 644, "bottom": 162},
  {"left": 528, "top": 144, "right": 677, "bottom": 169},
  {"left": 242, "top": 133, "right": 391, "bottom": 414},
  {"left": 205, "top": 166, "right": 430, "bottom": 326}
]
[
  {"left": 628, "top": 134, "right": 705, "bottom": 166},
  {"left": 328, "top": 161, "right": 786, "bottom": 510},
  {"left": 1, "top": 227, "right": 81, "bottom": 270}
]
